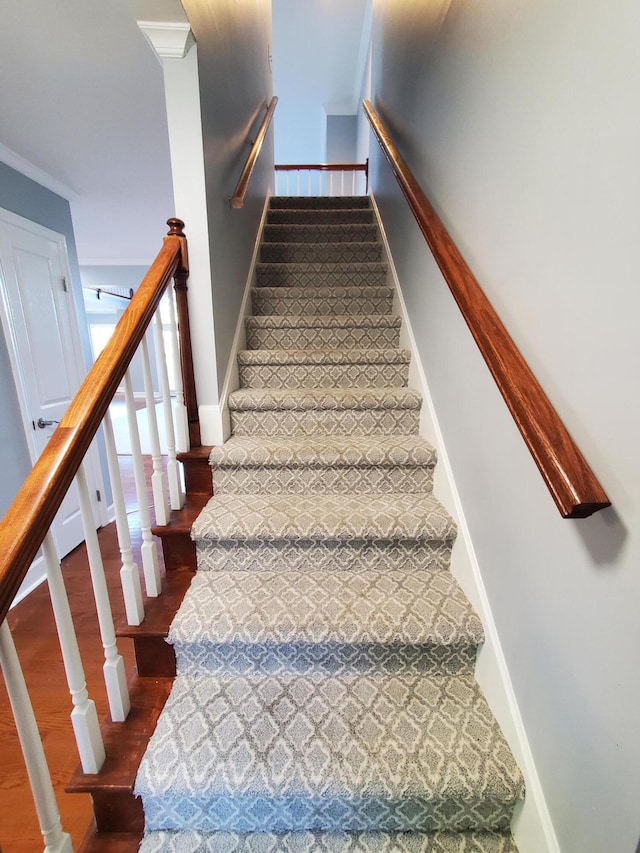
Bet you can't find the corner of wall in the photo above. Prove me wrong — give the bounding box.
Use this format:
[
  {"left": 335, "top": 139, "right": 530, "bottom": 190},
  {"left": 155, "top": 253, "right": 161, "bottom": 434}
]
[{"left": 370, "top": 191, "right": 560, "bottom": 853}]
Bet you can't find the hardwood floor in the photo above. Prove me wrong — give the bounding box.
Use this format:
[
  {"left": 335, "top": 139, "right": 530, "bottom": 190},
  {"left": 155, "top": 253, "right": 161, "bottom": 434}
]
[{"left": 0, "top": 456, "right": 162, "bottom": 853}]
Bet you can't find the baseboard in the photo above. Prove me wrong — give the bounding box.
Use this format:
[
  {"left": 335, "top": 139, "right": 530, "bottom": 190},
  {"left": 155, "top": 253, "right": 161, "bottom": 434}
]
[
  {"left": 214, "top": 190, "right": 273, "bottom": 443},
  {"left": 370, "top": 191, "right": 559, "bottom": 853},
  {"left": 198, "top": 403, "right": 226, "bottom": 446},
  {"left": 10, "top": 555, "right": 46, "bottom": 608}
]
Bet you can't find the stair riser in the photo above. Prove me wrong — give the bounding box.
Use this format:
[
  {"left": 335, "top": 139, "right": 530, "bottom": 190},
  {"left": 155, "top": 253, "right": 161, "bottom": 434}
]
[
  {"left": 213, "top": 466, "right": 434, "bottom": 494},
  {"left": 195, "top": 539, "right": 453, "bottom": 574},
  {"left": 139, "top": 830, "right": 519, "bottom": 852},
  {"left": 246, "top": 325, "right": 400, "bottom": 350},
  {"left": 267, "top": 208, "right": 375, "bottom": 225},
  {"left": 270, "top": 196, "right": 370, "bottom": 209},
  {"left": 230, "top": 407, "right": 420, "bottom": 437},
  {"left": 263, "top": 224, "right": 378, "bottom": 243},
  {"left": 256, "top": 264, "right": 387, "bottom": 288},
  {"left": 260, "top": 243, "right": 382, "bottom": 264},
  {"left": 238, "top": 362, "right": 409, "bottom": 389},
  {"left": 141, "top": 794, "right": 516, "bottom": 834},
  {"left": 173, "top": 642, "right": 476, "bottom": 677},
  {"left": 252, "top": 288, "right": 394, "bottom": 316}
]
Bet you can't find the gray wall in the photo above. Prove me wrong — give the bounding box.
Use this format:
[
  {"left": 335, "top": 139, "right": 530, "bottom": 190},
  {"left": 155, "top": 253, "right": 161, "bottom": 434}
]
[
  {"left": 326, "top": 115, "right": 358, "bottom": 163},
  {"left": 0, "top": 161, "right": 88, "bottom": 516},
  {"left": 368, "top": 2, "right": 640, "bottom": 851},
  {"left": 182, "top": 0, "right": 274, "bottom": 392}
]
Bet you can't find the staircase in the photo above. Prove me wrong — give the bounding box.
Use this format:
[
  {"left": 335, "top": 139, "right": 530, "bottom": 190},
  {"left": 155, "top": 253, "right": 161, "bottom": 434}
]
[{"left": 134, "top": 196, "right": 524, "bottom": 851}]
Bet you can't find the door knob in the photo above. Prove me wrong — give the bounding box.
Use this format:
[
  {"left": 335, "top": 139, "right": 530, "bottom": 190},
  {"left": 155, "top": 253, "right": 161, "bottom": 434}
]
[{"left": 37, "top": 417, "right": 60, "bottom": 429}]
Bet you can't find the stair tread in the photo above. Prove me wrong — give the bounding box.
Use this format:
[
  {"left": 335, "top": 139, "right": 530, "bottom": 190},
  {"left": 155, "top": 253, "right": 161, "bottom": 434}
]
[
  {"left": 256, "top": 262, "right": 388, "bottom": 289},
  {"left": 228, "top": 387, "right": 422, "bottom": 412},
  {"left": 116, "top": 566, "right": 194, "bottom": 639},
  {"left": 135, "top": 672, "right": 524, "bottom": 832},
  {"left": 191, "top": 492, "right": 456, "bottom": 543},
  {"left": 209, "top": 435, "right": 436, "bottom": 469},
  {"left": 260, "top": 244, "right": 382, "bottom": 265},
  {"left": 267, "top": 207, "right": 375, "bottom": 223},
  {"left": 246, "top": 314, "right": 400, "bottom": 328},
  {"left": 263, "top": 224, "right": 378, "bottom": 242},
  {"left": 169, "top": 569, "right": 484, "bottom": 649},
  {"left": 237, "top": 348, "right": 410, "bottom": 365},
  {"left": 138, "top": 829, "right": 518, "bottom": 852},
  {"left": 67, "top": 674, "right": 173, "bottom": 793},
  {"left": 270, "top": 196, "right": 371, "bottom": 208}
]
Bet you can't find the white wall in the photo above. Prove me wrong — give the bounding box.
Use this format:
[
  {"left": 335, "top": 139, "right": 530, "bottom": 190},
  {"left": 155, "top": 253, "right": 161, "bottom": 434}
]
[
  {"left": 326, "top": 115, "right": 358, "bottom": 163},
  {"left": 271, "top": 0, "right": 370, "bottom": 162},
  {"left": 369, "top": 2, "right": 640, "bottom": 852}
]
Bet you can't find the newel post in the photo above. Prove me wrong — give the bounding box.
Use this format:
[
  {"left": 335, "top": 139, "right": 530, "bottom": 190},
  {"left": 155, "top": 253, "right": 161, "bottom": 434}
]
[{"left": 167, "top": 218, "right": 201, "bottom": 448}]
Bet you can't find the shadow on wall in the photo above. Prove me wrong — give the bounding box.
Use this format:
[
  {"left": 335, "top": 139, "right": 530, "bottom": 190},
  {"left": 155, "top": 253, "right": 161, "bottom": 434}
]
[{"left": 576, "top": 506, "right": 627, "bottom": 567}]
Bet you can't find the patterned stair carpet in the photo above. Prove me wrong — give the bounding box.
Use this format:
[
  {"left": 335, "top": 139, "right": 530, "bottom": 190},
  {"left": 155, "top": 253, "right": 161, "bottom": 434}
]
[{"left": 135, "top": 196, "right": 524, "bottom": 851}]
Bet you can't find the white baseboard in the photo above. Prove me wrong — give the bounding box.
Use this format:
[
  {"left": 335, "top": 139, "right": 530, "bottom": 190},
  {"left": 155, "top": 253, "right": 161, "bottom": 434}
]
[
  {"left": 10, "top": 555, "right": 46, "bottom": 608},
  {"left": 369, "top": 192, "right": 559, "bottom": 853},
  {"left": 214, "top": 191, "right": 272, "bottom": 443}
]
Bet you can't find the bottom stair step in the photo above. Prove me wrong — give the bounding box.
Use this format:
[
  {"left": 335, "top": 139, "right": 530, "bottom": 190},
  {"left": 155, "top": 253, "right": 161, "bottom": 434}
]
[
  {"left": 139, "top": 829, "right": 518, "bottom": 852},
  {"left": 135, "top": 672, "right": 524, "bottom": 834}
]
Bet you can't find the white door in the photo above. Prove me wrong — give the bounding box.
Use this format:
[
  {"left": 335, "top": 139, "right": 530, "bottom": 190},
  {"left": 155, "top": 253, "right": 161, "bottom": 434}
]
[{"left": 0, "top": 208, "right": 103, "bottom": 559}]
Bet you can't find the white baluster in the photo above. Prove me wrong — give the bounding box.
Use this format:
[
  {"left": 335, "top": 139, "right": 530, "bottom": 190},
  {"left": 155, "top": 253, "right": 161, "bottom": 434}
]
[
  {"left": 329, "top": 171, "right": 334, "bottom": 196},
  {"left": 340, "top": 170, "right": 345, "bottom": 196},
  {"left": 76, "top": 463, "right": 130, "bottom": 722},
  {"left": 166, "top": 291, "right": 189, "bottom": 454},
  {"left": 123, "top": 370, "right": 162, "bottom": 597},
  {"left": 307, "top": 170, "right": 312, "bottom": 196},
  {"left": 154, "top": 309, "right": 185, "bottom": 511},
  {"left": 140, "top": 333, "right": 169, "bottom": 526},
  {"left": 296, "top": 169, "right": 301, "bottom": 196},
  {"left": 42, "top": 533, "right": 106, "bottom": 773},
  {"left": 103, "top": 410, "right": 145, "bottom": 626},
  {"left": 351, "top": 170, "right": 356, "bottom": 195},
  {"left": 0, "top": 621, "right": 73, "bottom": 853}
]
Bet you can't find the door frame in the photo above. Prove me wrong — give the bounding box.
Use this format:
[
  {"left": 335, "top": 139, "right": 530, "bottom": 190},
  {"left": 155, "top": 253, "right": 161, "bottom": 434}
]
[{"left": 0, "top": 207, "right": 108, "bottom": 597}]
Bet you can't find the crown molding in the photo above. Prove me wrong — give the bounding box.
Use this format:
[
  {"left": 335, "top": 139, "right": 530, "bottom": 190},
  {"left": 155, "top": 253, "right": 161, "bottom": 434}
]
[
  {"left": 0, "top": 141, "right": 77, "bottom": 200},
  {"left": 137, "top": 21, "right": 195, "bottom": 60}
]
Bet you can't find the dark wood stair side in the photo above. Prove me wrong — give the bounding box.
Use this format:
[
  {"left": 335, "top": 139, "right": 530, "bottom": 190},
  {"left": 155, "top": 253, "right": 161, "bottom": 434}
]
[
  {"left": 67, "top": 675, "right": 173, "bottom": 834},
  {"left": 152, "top": 492, "right": 210, "bottom": 571},
  {"left": 78, "top": 822, "right": 142, "bottom": 853},
  {"left": 178, "top": 445, "right": 214, "bottom": 497},
  {"left": 116, "top": 565, "right": 194, "bottom": 676}
]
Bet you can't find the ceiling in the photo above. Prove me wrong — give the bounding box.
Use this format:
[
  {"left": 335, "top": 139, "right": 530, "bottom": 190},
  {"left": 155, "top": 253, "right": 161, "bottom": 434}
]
[{"left": 0, "top": 0, "right": 370, "bottom": 267}]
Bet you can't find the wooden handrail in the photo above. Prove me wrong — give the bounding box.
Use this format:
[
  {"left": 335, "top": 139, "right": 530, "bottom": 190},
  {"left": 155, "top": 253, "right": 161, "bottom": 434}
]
[
  {"left": 363, "top": 99, "right": 610, "bottom": 518},
  {"left": 0, "top": 220, "right": 192, "bottom": 623},
  {"left": 275, "top": 163, "right": 368, "bottom": 172},
  {"left": 230, "top": 96, "right": 278, "bottom": 209}
]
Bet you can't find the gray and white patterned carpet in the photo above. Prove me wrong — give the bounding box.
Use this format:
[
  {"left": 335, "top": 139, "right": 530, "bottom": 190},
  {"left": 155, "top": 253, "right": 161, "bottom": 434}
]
[{"left": 135, "top": 196, "right": 524, "bottom": 851}]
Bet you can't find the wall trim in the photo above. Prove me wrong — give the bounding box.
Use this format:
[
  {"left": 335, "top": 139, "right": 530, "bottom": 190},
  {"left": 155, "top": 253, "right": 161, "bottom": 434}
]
[
  {"left": 0, "top": 141, "right": 77, "bottom": 201},
  {"left": 137, "top": 21, "right": 195, "bottom": 61},
  {"left": 213, "top": 191, "right": 273, "bottom": 444},
  {"left": 369, "top": 191, "right": 560, "bottom": 853}
]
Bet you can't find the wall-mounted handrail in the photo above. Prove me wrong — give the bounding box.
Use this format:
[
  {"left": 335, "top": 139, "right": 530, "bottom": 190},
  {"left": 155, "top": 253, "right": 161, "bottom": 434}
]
[
  {"left": 0, "top": 220, "right": 195, "bottom": 624},
  {"left": 363, "top": 99, "right": 610, "bottom": 518},
  {"left": 230, "top": 96, "right": 278, "bottom": 209}
]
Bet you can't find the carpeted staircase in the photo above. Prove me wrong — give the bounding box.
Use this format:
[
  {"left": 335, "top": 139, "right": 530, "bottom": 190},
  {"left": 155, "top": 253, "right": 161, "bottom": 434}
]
[{"left": 134, "top": 196, "right": 525, "bottom": 851}]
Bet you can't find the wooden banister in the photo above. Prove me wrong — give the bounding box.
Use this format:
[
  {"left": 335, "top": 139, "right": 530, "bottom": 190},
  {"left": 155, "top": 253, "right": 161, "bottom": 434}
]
[
  {"left": 363, "top": 99, "right": 610, "bottom": 519},
  {"left": 275, "top": 163, "right": 368, "bottom": 172},
  {"left": 230, "top": 96, "right": 278, "bottom": 209},
  {"left": 0, "top": 221, "right": 192, "bottom": 623}
]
